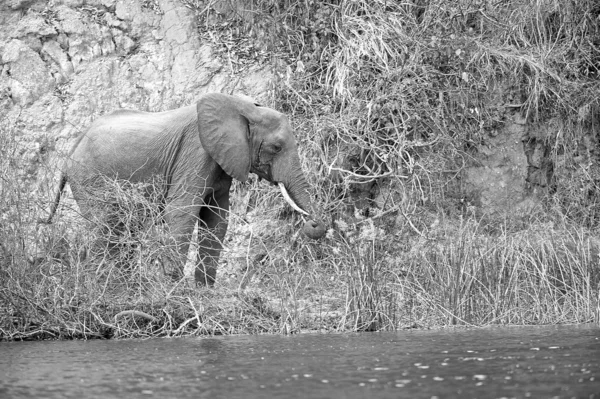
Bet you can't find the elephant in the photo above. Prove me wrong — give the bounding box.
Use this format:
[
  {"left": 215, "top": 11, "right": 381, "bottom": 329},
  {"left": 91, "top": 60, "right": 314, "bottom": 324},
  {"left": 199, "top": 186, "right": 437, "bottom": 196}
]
[{"left": 44, "top": 93, "right": 327, "bottom": 286}]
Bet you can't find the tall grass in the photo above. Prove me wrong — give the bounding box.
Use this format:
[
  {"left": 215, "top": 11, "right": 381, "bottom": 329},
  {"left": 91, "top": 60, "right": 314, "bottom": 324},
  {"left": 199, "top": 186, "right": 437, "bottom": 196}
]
[{"left": 405, "top": 220, "right": 599, "bottom": 326}]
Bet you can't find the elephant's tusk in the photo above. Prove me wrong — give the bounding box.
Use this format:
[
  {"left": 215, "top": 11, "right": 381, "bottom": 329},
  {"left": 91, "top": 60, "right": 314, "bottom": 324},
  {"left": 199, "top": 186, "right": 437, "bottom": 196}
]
[{"left": 278, "top": 182, "right": 309, "bottom": 216}]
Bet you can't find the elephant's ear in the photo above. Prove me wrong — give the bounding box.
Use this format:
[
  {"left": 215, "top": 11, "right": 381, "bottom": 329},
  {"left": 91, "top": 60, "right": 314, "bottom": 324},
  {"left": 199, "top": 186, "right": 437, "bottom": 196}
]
[{"left": 196, "top": 93, "right": 256, "bottom": 182}]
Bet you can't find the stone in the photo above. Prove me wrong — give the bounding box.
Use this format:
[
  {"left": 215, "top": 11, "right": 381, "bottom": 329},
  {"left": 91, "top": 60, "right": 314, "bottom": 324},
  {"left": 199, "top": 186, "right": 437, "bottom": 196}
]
[
  {"left": 42, "top": 40, "right": 74, "bottom": 78},
  {"left": 101, "top": 0, "right": 117, "bottom": 8},
  {"left": 1, "top": 0, "right": 36, "bottom": 11},
  {"left": 56, "top": 6, "right": 86, "bottom": 35},
  {"left": 112, "top": 30, "right": 136, "bottom": 54},
  {"left": 104, "top": 12, "right": 124, "bottom": 28},
  {"left": 19, "top": 94, "right": 64, "bottom": 130},
  {"left": 11, "top": 12, "right": 57, "bottom": 38},
  {"left": 99, "top": 26, "right": 117, "bottom": 55},
  {"left": 2, "top": 39, "right": 54, "bottom": 105},
  {"left": 16, "top": 36, "right": 43, "bottom": 52},
  {"left": 116, "top": 0, "right": 159, "bottom": 38}
]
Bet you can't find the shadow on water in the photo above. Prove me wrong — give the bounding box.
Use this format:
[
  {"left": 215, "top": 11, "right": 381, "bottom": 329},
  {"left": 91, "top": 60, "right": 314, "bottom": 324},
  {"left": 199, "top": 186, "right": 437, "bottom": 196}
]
[{"left": 1, "top": 325, "right": 599, "bottom": 398}]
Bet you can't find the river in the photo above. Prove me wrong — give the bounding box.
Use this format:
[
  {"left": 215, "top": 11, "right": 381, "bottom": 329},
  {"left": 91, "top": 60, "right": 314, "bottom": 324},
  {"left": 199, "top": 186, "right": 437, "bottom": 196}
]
[{"left": 1, "top": 324, "right": 599, "bottom": 398}]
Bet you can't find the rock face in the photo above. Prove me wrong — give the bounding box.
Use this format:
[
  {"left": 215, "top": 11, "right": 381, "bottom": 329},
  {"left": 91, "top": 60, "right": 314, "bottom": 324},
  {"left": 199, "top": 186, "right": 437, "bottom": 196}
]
[
  {"left": 2, "top": 39, "right": 55, "bottom": 105},
  {"left": 464, "top": 111, "right": 536, "bottom": 216},
  {"left": 462, "top": 109, "right": 597, "bottom": 218},
  {"left": 0, "top": 0, "right": 272, "bottom": 187}
]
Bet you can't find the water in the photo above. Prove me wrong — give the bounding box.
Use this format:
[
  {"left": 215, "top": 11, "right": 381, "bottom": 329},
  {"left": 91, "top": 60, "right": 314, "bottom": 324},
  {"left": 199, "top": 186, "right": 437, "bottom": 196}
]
[{"left": 1, "top": 325, "right": 599, "bottom": 398}]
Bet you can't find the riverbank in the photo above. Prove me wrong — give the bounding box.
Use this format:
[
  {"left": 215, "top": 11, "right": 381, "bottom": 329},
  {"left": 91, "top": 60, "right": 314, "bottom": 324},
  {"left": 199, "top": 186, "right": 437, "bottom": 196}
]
[{"left": 1, "top": 0, "right": 599, "bottom": 340}]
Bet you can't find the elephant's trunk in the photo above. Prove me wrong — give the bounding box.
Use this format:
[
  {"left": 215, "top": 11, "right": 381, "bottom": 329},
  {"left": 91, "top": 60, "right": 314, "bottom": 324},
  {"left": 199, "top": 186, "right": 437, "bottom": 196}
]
[
  {"left": 278, "top": 182, "right": 326, "bottom": 239},
  {"left": 275, "top": 159, "right": 326, "bottom": 240}
]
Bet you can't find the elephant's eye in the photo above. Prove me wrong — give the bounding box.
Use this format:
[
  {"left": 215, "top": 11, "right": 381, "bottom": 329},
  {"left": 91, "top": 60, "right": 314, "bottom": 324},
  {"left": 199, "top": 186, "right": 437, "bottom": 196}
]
[{"left": 271, "top": 144, "right": 282, "bottom": 153}]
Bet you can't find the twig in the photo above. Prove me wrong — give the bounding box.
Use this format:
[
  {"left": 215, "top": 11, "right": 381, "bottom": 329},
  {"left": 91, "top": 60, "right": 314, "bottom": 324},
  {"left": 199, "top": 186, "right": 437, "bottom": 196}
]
[
  {"left": 114, "top": 310, "right": 158, "bottom": 323},
  {"left": 173, "top": 316, "right": 198, "bottom": 335},
  {"left": 328, "top": 164, "right": 401, "bottom": 182}
]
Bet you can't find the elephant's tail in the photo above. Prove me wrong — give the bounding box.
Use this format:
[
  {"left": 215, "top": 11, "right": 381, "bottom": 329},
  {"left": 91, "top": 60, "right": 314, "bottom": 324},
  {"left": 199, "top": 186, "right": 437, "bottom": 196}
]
[{"left": 39, "top": 172, "right": 68, "bottom": 224}]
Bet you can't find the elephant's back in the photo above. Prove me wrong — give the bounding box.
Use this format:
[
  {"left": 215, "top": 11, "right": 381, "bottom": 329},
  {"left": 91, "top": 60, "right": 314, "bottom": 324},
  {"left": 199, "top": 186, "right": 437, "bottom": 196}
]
[
  {"left": 80, "top": 105, "right": 196, "bottom": 145},
  {"left": 70, "top": 105, "right": 198, "bottom": 182},
  {"left": 89, "top": 104, "right": 195, "bottom": 131}
]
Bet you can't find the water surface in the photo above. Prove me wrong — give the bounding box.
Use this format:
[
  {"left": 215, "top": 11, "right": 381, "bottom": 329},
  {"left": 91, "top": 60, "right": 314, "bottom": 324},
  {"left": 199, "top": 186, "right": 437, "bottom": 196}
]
[{"left": 1, "top": 325, "right": 599, "bottom": 398}]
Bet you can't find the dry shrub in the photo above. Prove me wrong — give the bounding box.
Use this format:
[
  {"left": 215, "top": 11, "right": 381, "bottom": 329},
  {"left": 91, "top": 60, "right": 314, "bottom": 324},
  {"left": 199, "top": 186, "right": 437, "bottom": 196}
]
[{"left": 0, "top": 166, "right": 287, "bottom": 339}]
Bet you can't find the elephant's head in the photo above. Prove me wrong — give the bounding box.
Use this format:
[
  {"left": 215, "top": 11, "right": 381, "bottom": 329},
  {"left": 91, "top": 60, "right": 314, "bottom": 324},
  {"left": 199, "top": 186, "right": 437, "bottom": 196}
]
[{"left": 197, "top": 93, "right": 326, "bottom": 240}]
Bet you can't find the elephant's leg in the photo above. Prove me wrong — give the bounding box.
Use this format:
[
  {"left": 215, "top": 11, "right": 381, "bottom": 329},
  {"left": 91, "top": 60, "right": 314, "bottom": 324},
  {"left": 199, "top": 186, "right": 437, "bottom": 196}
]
[
  {"left": 195, "top": 181, "right": 231, "bottom": 286},
  {"left": 71, "top": 181, "right": 127, "bottom": 264},
  {"left": 163, "top": 198, "right": 202, "bottom": 280}
]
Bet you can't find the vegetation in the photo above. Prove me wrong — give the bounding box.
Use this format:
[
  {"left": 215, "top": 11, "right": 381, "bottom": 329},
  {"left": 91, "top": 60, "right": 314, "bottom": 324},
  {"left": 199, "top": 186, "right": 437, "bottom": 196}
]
[{"left": 1, "top": 0, "right": 599, "bottom": 339}]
